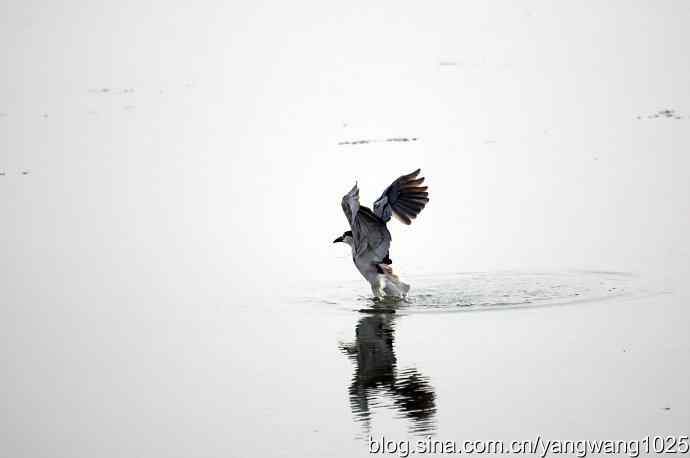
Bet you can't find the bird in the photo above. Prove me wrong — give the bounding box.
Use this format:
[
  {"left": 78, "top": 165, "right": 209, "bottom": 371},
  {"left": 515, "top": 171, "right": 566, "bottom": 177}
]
[{"left": 333, "top": 168, "right": 429, "bottom": 299}]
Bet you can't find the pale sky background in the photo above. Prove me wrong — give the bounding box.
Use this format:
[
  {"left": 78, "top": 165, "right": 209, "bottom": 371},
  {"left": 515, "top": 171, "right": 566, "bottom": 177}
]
[{"left": 2, "top": 1, "right": 690, "bottom": 457}]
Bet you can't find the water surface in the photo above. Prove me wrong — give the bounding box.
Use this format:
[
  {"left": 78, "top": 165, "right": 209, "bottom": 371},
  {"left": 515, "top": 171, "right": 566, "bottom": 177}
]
[{"left": 301, "top": 270, "right": 653, "bottom": 440}]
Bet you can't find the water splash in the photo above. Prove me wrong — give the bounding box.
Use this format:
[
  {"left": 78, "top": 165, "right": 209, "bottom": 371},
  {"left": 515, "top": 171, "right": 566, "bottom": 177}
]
[{"left": 316, "top": 271, "right": 643, "bottom": 314}]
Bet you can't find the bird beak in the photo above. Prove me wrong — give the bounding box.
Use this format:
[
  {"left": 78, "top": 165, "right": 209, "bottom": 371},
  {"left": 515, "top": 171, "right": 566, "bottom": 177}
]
[{"left": 333, "top": 236, "right": 344, "bottom": 243}]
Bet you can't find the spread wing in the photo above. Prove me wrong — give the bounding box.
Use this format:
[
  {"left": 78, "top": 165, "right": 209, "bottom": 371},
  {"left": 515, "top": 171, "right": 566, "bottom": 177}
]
[
  {"left": 341, "top": 183, "right": 391, "bottom": 261},
  {"left": 341, "top": 182, "right": 360, "bottom": 226},
  {"left": 373, "top": 168, "right": 429, "bottom": 225}
]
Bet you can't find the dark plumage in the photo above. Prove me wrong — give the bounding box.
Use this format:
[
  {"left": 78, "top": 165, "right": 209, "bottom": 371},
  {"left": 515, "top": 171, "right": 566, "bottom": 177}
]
[
  {"left": 373, "top": 168, "right": 430, "bottom": 225},
  {"left": 336, "top": 169, "right": 430, "bottom": 298}
]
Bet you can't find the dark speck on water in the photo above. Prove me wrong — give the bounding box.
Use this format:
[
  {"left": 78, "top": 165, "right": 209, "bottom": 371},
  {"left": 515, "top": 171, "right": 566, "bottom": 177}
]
[{"left": 638, "top": 108, "right": 685, "bottom": 120}]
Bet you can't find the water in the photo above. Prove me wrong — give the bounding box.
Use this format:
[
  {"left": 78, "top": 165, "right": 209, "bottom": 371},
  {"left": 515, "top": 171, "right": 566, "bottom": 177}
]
[
  {"left": 3, "top": 263, "right": 687, "bottom": 458},
  {"left": 302, "top": 271, "right": 648, "bottom": 440},
  {"left": 312, "top": 270, "right": 640, "bottom": 313},
  {"left": 341, "top": 313, "right": 437, "bottom": 436},
  {"left": 4, "top": 2, "right": 690, "bottom": 455}
]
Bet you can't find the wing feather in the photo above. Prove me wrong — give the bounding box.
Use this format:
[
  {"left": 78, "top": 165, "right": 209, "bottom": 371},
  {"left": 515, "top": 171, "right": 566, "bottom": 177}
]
[
  {"left": 372, "top": 168, "right": 430, "bottom": 225},
  {"left": 341, "top": 182, "right": 360, "bottom": 225}
]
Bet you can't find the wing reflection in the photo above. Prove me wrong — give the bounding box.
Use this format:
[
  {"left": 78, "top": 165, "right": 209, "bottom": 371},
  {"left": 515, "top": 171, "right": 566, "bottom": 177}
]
[{"left": 340, "top": 312, "right": 436, "bottom": 435}]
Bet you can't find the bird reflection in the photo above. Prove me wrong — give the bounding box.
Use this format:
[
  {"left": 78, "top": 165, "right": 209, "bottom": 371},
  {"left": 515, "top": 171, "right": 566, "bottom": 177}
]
[{"left": 340, "top": 312, "right": 436, "bottom": 435}]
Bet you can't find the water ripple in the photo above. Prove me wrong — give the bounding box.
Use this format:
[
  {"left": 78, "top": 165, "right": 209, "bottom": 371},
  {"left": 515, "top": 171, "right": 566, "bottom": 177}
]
[{"left": 316, "top": 271, "right": 643, "bottom": 314}]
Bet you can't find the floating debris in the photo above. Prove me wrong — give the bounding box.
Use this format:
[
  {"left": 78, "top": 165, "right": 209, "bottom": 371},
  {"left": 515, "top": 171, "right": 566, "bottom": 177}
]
[
  {"left": 638, "top": 109, "right": 685, "bottom": 120},
  {"left": 89, "top": 87, "right": 135, "bottom": 94},
  {"left": 339, "top": 139, "right": 371, "bottom": 145},
  {"left": 385, "top": 137, "right": 416, "bottom": 142},
  {"left": 21, "top": 170, "right": 30, "bottom": 175},
  {"left": 338, "top": 137, "right": 419, "bottom": 146},
  {"left": 662, "top": 407, "right": 671, "bottom": 411}
]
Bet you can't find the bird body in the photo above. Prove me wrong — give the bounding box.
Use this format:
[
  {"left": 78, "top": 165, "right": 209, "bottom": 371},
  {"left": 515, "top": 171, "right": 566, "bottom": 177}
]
[
  {"left": 333, "top": 169, "right": 429, "bottom": 299},
  {"left": 338, "top": 230, "right": 410, "bottom": 298}
]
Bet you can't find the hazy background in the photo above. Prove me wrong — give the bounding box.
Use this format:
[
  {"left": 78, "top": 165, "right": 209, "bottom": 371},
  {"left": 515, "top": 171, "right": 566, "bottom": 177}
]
[{"left": 2, "top": 1, "right": 689, "bottom": 457}]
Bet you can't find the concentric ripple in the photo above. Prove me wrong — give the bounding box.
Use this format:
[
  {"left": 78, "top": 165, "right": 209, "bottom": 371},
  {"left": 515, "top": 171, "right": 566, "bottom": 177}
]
[{"left": 316, "top": 271, "right": 642, "bottom": 314}]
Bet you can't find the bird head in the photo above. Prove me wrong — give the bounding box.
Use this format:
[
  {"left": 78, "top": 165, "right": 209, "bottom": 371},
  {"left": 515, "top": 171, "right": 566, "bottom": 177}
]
[{"left": 333, "top": 230, "right": 354, "bottom": 247}]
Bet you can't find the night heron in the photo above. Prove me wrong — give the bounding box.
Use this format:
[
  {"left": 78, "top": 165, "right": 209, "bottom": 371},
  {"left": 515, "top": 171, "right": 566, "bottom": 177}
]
[{"left": 333, "top": 169, "right": 429, "bottom": 299}]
